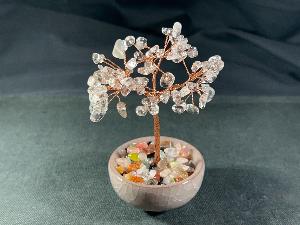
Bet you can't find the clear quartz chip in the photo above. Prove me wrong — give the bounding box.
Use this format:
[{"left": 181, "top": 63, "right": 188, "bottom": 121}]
[
  {"left": 92, "top": 53, "right": 105, "bottom": 64},
  {"left": 180, "top": 86, "right": 191, "bottom": 97},
  {"left": 156, "top": 49, "right": 165, "bottom": 58},
  {"left": 134, "top": 77, "right": 149, "bottom": 87},
  {"left": 134, "top": 51, "right": 144, "bottom": 61},
  {"left": 136, "top": 105, "right": 148, "bottom": 116},
  {"left": 199, "top": 94, "right": 208, "bottom": 109},
  {"left": 121, "top": 77, "right": 136, "bottom": 91},
  {"left": 146, "top": 45, "right": 159, "bottom": 56},
  {"left": 135, "top": 37, "right": 147, "bottom": 50},
  {"left": 108, "top": 78, "right": 121, "bottom": 89},
  {"left": 149, "top": 96, "right": 159, "bottom": 105},
  {"left": 98, "top": 96, "right": 109, "bottom": 109},
  {"left": 161, "top": 27, "right": 167, "bottom": 35},
  {"left": 202, "top": 85, "right": 215, "bottom": 102},
  {"left": 116, "top": 101, "right": 127, "bottom": 118},
  {"left": 200, "top": 61, "right": 210, "bottom": 72},
  {"left": 191, "top": 61, "right": 202, "bottom": 72},
  {"left": 160, "top": 91, "right": 170, "bottom": 104},
  {"left": 209, "top": 55, "right": 224, "bottom": 72},
  {"left": 173, "top": 22, "right": 182, "bottom": 31},
  {"left": 187, "top": 82, "right": 199, "bottom": 92},
  {"left": 93, "top": 84, "right": 107, "bottom": 95},
  {"left": 136, "top": 86, "right": 145, "bottom": 95},
  {"left": 160, "top": 72, "right": 175, "bottom": 87},
  {"left": 172, "top": 102, "right": 186, "bottom": 114},
  {"left": 121, "top": 87, "right": 130, "bottom": 96},
  {"left": 126, "top": 58, "right": 137, "bottom": 70},
  {"left": 137, "top": 67, "right": 147, "bottom": 75},
  {"left": 207, "top": 90, "right": 215, "bottom": 103},
  {"left": 125, "top": 36, "right": 135, "bottom": 47},
  {"left": 186, "top": 104, "right": 199, "bottom": 114},
  {"left": 90, "top": 112, "right": 105, "bottom": 122},
  {"left": 187, "top": 47, "right": 198, "bottom": 58},
  {"left": 141, "top": 97, "right": 151, "bottom": 107},
  {"left": 137, "top": 62, "right": 155, "bottom": 76},
  {"left": 171, "top": 90, "right": 182, "bottom": 104},
  {"left": 89, "top": 96, "right": 108, "bottom": 116},
  {"left": 149, "top": 104, "right": 159, "bottom": 115},
  {"left": 87, "top": 75, "right": 96, "bottom": 86},
  {"left": 172, "top": 22, "right": 182, "bottom": 37},
  {"left": 112, "top": 39, "right": 127, "bottom": 59},
  {"left": 88, "top": 94, "right": 99, "bottom": 104},
  {"left": 162, "top": 27, "right": 172, "bottom": 35},
  {"left": 115, "top": 69, "right": 126, "bottom": 79},
  {"left": 144, "top": 62, "right": 155, "bottom": 74},
  {"left": 203, "top": 70, "right": 218, "bottom": 83}
]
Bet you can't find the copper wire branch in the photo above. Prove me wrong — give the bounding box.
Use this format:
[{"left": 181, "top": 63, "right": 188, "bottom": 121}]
[
  {"left": 89, "top": 21, "right": 224, "bottom": 169},
  {"left": 101, "top": 36, "right": 205, "bottom": 163}
]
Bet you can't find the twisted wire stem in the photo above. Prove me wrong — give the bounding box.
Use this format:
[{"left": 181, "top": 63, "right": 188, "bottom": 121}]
[{"left": 153, "top": 114, "right": 160, "bottom": 164}]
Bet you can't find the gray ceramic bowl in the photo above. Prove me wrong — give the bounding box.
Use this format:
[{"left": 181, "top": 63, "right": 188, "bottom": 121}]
[{"left": 108, "top": 136, "right": 205, "bottom": 212}]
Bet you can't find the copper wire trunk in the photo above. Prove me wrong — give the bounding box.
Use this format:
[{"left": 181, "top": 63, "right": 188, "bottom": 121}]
[{"left": 153, "top": 115, "right": 160, "bottom": 164}]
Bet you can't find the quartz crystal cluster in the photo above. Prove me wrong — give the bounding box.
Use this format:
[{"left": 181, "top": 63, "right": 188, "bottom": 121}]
[
  {"left": 115, "top": 140, "right": 195, "bottom": 185},
  {"left": 87, "top": 22, "right": 224, "bottom": 122}
]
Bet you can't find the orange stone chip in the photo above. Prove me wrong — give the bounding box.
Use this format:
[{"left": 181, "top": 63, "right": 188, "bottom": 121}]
[
  {"left": 127, "top": 162, "right": 141, "bottom": 172},
  {"left": 129, "top": 176, "right": 144, "bottom": 183},
  {"left": 116, "top": 166, "right": 125, "bottom": 174}
]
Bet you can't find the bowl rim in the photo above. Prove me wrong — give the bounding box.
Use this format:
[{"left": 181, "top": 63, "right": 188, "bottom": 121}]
[{"left": 108, "top": 136, "right": 205, "bottom": 189}]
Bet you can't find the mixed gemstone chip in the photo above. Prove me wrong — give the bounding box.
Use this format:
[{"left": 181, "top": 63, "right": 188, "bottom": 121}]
[{"left": 115, "top": 140, "right": 195, "bottom": 185}]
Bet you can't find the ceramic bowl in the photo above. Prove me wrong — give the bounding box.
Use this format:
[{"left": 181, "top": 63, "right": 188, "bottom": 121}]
[{"left": 108, "top": 136, "right": 205, "bottom": 212}]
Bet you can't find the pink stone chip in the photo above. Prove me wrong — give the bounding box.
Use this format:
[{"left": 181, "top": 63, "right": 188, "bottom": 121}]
[
  {"left": 135, "top": 142, "right": 149, "bottom": 150},
  {"left": 179, "top": 147, "right": 192, "bottom": 158},
  {"left": 127, "top": 145, "right": 141, "bottom": 154},
  {"left": 144, "top": 142, "right": 155, "bottom": 155}
]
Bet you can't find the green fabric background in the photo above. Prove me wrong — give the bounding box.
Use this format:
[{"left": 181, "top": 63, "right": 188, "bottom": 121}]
[{"left": 0, "top": 95, "right": 299, "bottom": 225}]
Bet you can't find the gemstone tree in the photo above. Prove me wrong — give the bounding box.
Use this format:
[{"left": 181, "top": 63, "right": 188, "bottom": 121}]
[{"left": 87, "top": 22, "right": 224, "bottom": 164}]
